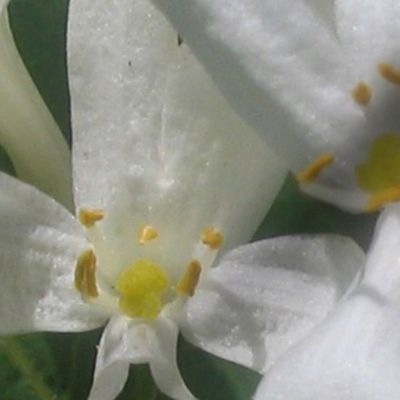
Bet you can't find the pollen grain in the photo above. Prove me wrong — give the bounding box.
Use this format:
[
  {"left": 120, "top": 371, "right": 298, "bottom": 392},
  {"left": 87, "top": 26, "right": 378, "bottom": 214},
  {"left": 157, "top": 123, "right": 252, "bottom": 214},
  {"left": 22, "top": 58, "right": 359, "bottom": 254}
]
[
  {"left": 296, "top": 153, "right": 335, "bottom": 183},
  {"left": 176, "top": 260, "right": 202, "bottom": 297},
  {"left": 378, "top": 63, "right": 400, "bottom": 86},
  {"left": 78, "top": 208, "right": 105, "bottom": 227},
  {"left": 201, "top": 227, "right": 224, "bottom": 250},
  {"left": 138, "top": 225, "right": 159, "bottom": 245},
  {"left": 365, "top": 185, "right": 400, "bottom": 212},
  {"left": 75, "top": 249, "right": 99, "bottom": 298},
  {"left": 351, "top": 81, "right": 372, "bottom": 106}
]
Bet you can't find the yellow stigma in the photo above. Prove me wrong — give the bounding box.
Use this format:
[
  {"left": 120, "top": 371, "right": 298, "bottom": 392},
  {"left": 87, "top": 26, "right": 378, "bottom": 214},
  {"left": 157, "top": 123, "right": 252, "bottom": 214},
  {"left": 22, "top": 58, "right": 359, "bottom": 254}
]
[
  {"left": 356, "top": 133, "right": 400, "bottom": 210},
  {"left": 78, "top": 208, "right": 105, "bottom": 227},
  {"left": 356, "top": 133, "right": 400, "bottom": 192},
  {"left": 116, "top": 259, "right": 169, "bottom": 319},
  {"left": 201, "top": 227, "right": 224, "bottom": 250},
  {"left": 75, "top": 250, "right": 99, "bottom": 298},
  {"left": 351, "top": 81, "right": 372, "bottom": 106},
  {"left": 378, "top": 63, "right": 400, "bottom": 85},
  {"left": 296, "top": 153, "right": 335, "bottom": 183},
  {"left": 176, "top": 260, "right": 202, "bottom": 297},
  {"left": 138, "top": 225, "right": 158, "bottom": 245}
]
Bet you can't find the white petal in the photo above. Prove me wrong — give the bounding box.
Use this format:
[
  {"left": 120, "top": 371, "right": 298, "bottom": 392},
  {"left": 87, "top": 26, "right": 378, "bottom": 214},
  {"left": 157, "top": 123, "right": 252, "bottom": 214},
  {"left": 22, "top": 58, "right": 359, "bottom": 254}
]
[
  {"left": 0, "top": 172, "right": 104, "bottom": 334},
  {"left": 89, "top": 315, "right": 194, "bottom": 400},
  {"left": 336, "top": 0, "right": 400, "bottom": 66},
  {"left": 68, "top": 0, "right": 286, "bottom": 280},
  {"left": 150, "top": 0, "right": 363, "bottom": 171},
  {"left": 88, "top": 317, "right": 134, "bottom": 400},
  {"left": 149, "top": 317, "right": 196, "bottom": 400},
  {"left": 0, "top": 5, "right": 72, "bottom": 208},
  {"left": 254, "top": 206, "right": 400, "bottom": 400},
  {"left": 180, "top": 235, "right": 364, "bottom": 373}
]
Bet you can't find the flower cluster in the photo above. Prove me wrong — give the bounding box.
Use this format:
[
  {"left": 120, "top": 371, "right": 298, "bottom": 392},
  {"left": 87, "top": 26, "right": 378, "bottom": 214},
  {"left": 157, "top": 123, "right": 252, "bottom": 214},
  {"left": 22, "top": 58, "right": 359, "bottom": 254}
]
[{"left": 1, "top": 1, "right": 400, "bottom": 400}]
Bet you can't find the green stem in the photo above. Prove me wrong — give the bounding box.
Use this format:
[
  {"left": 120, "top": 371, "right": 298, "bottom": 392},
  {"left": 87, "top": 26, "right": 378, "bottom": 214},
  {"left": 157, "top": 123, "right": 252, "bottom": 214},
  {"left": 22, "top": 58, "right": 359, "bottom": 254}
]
[{"left": 1, "top": 336, "right": 55, "bottom": 400}]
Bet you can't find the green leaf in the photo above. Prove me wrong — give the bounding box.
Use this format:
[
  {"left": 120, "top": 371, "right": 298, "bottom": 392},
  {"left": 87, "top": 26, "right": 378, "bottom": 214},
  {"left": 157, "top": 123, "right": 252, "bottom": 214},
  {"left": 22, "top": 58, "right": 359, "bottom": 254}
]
[{"left": 0, "top": 145, "right": 15, "bottom": 175}]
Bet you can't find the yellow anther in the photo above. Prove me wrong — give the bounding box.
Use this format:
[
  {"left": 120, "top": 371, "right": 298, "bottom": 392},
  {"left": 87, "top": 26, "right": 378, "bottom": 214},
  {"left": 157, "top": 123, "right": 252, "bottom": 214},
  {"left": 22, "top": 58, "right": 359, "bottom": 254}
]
[
  {"left": 78, "top": 208, "right": 105, "bottom": 227},
  {"left": 378, "top": 63, "right": 400, "bottom": 86},
  {"left": 296, "top": 153, "right": 335, "bottom": 183},
  {"left": 365, "top": 185, "right": 400, "bottom": 212},
  {"left": 201, "top": 227, "right": 224, "bottom": 250},
  {"left": 138, "top": 225, "right": 158, "bottom": 245},
  {"left": 351, "top": 81, "right": 372, "bottom": 106},
  {"left": 176, "top": 260, "right": 202, "bottom": 297},
  {"left": 75, "top": 250, "right": 99, "bottom": 298},
  {"left": 116, "top": 259, "right": 169, "bottom": 319}
]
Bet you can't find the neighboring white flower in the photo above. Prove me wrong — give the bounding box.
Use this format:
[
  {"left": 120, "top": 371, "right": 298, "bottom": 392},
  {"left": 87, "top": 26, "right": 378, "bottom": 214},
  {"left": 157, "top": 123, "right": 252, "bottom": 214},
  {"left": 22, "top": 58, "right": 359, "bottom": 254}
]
[
  {"left": 0, "top": 0, "right": 72, "bottom": 208},
  {"left": 151, "top": 0, "right": 400, "bottom": 213},
  {"left": 254, "top": 204, "right": 400, "bottom": 400}
]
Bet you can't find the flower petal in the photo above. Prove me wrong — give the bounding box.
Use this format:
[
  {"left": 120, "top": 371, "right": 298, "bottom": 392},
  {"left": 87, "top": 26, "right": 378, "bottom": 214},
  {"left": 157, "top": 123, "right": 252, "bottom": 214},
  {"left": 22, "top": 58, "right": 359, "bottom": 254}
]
[
  {"left": 336, "top": 0, "right": 400, "bottom": 66},
  {"left": 254, "top": 205, "right": 400, "bottom": 400},
  {"left": 0, "top": 3, "right": 72, "bottom": 208},
  {"left": 89, "top": 315, "right": 195, "bottom": 400},
  {"left": 68, "top": 0, "right": 286, "bottom": 279},
  {"left": 0, "top": 172, "right": 105, "bottom": 334},
  {"left": 150, "top": 0, "right": 363, "bottom": 171},
  {"left": 152, "top": 0, "right": 400, "bottom": 212},
  {"left": 180, "top": 235, "right": 364, "bottom": 372}
]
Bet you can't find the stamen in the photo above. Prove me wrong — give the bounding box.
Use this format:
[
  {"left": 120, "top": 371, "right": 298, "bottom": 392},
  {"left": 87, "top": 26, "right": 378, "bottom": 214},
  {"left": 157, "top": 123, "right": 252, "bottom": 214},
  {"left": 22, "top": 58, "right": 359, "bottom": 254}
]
[
  {"left": 75, "top": 250, "right": 99, "bottom": 298},
  {"left": 176, "top": 260, "right": 202, "bottom": 297},
  {"left": 78, "top": 208, "right": 105, "bottom": 227},
  {"left": 365, "top": 185, "right": 400, "bottom": 212},
  {"left": 138, "top": 225, "right": 158, "bottom": 245},
  {"left": 201, "top": 227, "right": 224, "bottom": 250},
  {"left": 296, "top": 153, "right": 334, "bottom": 183},
  {"left": 351, "top": 81, "right": 372, "bottom": 106},
  {"left": 378, "top": 63, "right": 400, "bottom": 86}
]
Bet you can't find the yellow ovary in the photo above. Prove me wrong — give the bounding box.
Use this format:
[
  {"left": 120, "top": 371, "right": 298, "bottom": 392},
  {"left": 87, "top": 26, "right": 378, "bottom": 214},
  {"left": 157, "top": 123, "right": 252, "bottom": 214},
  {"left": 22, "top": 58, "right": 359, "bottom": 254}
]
[
  {"left": 116, "top": 259, "right": 169, "bottom": 319},
  {"left": 356, "top": 134, "right": 400, "bottom": 210}
]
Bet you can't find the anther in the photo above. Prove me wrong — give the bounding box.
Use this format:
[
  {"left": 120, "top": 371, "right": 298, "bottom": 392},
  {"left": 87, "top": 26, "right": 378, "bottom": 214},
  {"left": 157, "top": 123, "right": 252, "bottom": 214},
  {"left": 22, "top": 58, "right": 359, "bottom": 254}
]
[
  {"left": 297, "top": 153, "right": 335, "bottom": 183},
  {"left": 365, "top": 185, "right": 400, "bottom": 212},
  {"left": 378, "top": 63, "right": 400, "bottom": 86},
  {"left": 176, "top": 260, "right": 202, "bottom": 297},
  {"left": 201, "top": 227, "right": 224, "bottom": 250},
  {"left": 75, "top": 250, "right": 99, "bottom": 298},
  {"left": 351, "top": 81, "right": 372, "bottom": 106},
  {"left": 78, "top": 208, "right": 105, "bottom": 227},
  {"left": 138, "top": 225, "right": 158, "bottom": 245}
]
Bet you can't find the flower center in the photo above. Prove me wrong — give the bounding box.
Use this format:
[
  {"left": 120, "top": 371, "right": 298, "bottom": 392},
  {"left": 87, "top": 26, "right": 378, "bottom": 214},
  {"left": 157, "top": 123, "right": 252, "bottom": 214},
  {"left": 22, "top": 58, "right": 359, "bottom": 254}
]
[{"left": 115, "top": 259, "right": 169, "bottom": 319}]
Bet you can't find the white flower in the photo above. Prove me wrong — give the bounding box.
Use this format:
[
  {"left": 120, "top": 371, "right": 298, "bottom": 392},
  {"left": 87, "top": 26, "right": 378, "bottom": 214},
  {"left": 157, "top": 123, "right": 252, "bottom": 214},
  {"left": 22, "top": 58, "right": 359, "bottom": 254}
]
[
  {"left": 151, "top": 0, "right": 400, "bottom": 213},
  {"left": 0, "top": 0, "right": 292, "bottom": 399},
  {"left": 0, "top": 0, "right": 72, "bottom": 207},
  {"left": 254, "top": 204, "right": 400, "bottom": 400}
]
